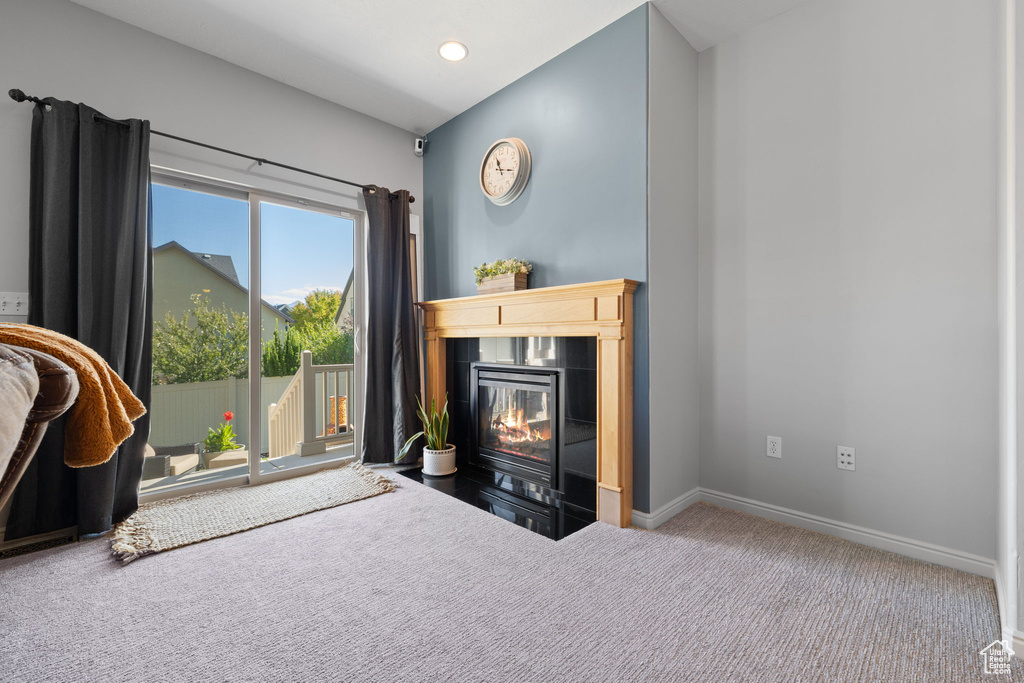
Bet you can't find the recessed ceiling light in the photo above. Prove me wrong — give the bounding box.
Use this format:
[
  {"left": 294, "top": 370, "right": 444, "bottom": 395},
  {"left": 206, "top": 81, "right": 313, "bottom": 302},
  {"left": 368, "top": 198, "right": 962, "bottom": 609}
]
[{"left": 439, "top": 41, "right": 468, "bottom": 62}]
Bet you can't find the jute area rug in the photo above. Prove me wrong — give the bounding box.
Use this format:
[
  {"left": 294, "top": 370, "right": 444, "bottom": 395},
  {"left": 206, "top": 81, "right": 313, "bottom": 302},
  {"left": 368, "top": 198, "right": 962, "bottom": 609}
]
[{"left": 111, "top": 462, "right": 395, "bottom": 564}]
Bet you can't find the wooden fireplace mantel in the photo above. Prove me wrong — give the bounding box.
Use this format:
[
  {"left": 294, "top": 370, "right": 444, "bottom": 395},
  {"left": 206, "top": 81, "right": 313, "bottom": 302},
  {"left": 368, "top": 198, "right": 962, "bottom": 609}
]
[{"left": 417, "top": 278, "right": 639, "bottom": 527}]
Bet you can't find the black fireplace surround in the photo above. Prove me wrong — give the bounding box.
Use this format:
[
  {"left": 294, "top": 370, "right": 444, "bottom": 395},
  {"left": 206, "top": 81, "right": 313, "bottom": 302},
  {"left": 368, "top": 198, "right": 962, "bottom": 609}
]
[
  {"left": 402, "top": 337, "right": 597, "bottom": 539},
  {"left": 446, "top": 337, "right": 598, "bottom": 523}
]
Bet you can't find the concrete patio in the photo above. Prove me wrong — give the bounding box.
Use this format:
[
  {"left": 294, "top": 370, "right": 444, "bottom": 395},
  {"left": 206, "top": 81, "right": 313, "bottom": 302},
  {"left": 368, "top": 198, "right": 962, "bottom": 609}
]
[{"left": 140, "top": 444, "right": 354, "bottom": 498}]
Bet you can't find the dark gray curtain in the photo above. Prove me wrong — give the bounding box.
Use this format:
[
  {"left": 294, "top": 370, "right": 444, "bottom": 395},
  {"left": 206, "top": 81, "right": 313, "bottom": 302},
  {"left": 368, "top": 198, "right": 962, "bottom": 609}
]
[
  {"left": 6, "top": 99, "right": 152, "bottom": 540},
  {"left": 361, "top": 186, "right": 421, "bottom": 464}
]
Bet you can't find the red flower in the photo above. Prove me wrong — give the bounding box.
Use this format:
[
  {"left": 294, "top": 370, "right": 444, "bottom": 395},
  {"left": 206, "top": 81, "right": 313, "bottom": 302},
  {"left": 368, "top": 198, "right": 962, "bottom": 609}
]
[{"left": 223, "top": 411, "right": 234, "bottom": 421}]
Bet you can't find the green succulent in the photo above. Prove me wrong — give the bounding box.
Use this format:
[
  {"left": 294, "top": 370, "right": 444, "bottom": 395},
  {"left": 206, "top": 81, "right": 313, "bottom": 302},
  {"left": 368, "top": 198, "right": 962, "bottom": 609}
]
[
  {"left": 397, "top": 394, "right": 450, "bottom": 462},
  {"left": 473, "top": 258, "right": 533, "bottom": 285}
]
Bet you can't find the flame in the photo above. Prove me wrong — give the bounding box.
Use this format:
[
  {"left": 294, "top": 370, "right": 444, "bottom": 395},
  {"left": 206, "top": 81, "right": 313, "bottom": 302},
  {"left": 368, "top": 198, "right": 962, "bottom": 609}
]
[{"left": 493, "top": 405, "right": 551, "bottom": 444}]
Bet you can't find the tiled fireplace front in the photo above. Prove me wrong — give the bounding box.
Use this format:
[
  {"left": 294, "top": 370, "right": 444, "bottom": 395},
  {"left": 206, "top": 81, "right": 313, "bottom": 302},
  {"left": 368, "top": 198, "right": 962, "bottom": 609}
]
[{"left": 401, "top": 337, "right": 598, "bottom": 539}]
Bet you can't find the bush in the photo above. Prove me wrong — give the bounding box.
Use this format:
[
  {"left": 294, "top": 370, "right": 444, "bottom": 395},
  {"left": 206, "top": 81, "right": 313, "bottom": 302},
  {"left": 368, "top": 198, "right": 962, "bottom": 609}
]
[
  {"left": 260, "top": 321, "right": 353, "bottom": 377},
  {"left": 153, "top": 294, "right": 248, "bottom": 384},
  {"left": 261, "top": 322, "right": 302, "bottom": 377},
  {"left": 155, "top": 291, "right": 354, "bottom": 385}
]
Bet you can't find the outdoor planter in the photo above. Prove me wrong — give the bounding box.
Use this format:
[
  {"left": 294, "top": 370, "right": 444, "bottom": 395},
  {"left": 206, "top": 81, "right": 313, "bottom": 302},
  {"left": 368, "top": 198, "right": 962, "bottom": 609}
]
[
  {"left": 422, "top": 444, "right": 457, "bottom": 477},
  {"left": 202, "top": 448, "right": 248, "bottom": 470},
  {"left": 143, "top": 442, "right": 202, "bottom": 479},
  {"left": 203, "top": 411, "right": 245, "bottom": 470},
  {"left": 476, "top": 271, "right": 528, "bottom": 295}
]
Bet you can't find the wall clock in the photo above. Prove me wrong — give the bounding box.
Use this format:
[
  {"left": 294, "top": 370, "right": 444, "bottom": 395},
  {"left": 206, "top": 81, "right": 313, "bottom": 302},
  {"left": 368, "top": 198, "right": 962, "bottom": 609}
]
[{"left": 479, "top": 137, "right": 531, "bottom": 206}]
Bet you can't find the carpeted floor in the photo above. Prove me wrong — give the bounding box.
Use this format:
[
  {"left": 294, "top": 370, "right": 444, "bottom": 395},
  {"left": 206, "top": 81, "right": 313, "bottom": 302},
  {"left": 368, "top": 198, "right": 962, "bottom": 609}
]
[{"left": 0, "top": 475, "right": 1020, "bottom": 682}]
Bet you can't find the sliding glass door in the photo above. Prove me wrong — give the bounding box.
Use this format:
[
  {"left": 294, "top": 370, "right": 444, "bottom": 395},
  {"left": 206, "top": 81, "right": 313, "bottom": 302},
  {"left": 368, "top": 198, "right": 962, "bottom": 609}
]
[
  {"left": 255, "top": 197, "right": 358, "bottom": 480},
  {"left": 142, "top": 175, "right": 362, "bottom": 498}
]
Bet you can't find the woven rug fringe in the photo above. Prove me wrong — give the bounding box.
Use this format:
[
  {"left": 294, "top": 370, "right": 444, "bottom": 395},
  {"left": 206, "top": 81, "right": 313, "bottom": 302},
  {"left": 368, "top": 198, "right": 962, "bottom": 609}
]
[
  {"left": 110, "top": 518, "right": 155, "bottom": 564},
  {"left": 349, "top": 462, "right": 399, "bottom": 492}
]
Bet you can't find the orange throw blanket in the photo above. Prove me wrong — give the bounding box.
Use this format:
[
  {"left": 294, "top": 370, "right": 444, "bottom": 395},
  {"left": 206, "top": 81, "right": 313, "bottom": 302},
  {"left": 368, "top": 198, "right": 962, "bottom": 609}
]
[{"left": 0, "top": 324, "right": 146, "bottom": 468}]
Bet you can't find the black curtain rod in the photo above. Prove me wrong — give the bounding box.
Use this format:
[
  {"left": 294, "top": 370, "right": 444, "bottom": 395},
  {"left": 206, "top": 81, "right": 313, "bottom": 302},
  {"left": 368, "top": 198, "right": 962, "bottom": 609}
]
[{"left": 7, "top": 89, "right": 414, "bottom": 203}]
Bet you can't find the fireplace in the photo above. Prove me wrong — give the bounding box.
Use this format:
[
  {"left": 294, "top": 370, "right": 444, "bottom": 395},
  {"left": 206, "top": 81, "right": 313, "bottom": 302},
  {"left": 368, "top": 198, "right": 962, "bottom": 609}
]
[
  {"left": 471, "top": 364, "right": 560, "bottom": 487},
  {"left": 420, "top": 280, "right": 637, "bottom": 526}
]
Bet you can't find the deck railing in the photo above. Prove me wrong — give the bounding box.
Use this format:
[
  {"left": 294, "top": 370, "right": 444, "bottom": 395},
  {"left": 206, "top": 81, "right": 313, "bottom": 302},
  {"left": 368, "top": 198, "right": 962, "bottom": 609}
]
[{"left": 267, "top": 350, "right": 353, "bottom": 459}]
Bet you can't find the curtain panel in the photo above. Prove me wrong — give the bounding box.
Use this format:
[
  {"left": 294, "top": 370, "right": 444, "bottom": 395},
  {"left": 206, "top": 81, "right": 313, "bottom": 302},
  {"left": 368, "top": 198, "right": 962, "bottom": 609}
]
[
  {"left": 360, "top": 187, "right": 421, "bottom": 464},
  {"left": 6, "top": 99, "right": 152, "bottom": 540}
]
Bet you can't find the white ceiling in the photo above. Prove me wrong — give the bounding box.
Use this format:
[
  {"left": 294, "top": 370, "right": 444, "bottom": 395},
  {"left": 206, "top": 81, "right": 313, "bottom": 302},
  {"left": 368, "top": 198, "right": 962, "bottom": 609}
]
[{"left": 69, "top": 0, "right": 813, "bottom": 134}]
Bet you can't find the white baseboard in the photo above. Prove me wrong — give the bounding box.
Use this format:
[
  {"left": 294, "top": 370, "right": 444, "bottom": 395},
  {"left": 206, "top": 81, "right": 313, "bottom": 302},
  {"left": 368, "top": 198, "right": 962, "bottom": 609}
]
[
  {"left": 631, "top": 487, "right": 700, "bottom": 529},
  {"left": 631, "top": 487, "right": 996, "bottom": 577},
  {"left": 698, "top": 488, "right": 995, "bottom": 578},
  {"left": 1012, "top": 630, "right": 1024, "bottom": 659}
]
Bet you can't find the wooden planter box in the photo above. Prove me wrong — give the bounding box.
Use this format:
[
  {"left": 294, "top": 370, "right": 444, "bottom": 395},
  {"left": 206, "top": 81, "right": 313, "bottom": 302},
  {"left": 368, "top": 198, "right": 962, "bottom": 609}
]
[
  {"left": 202, "top": 448, "right": 248, "bottom": 470},
  {"left": 477, "top": 272, "right": 528, "bottom": 295}
]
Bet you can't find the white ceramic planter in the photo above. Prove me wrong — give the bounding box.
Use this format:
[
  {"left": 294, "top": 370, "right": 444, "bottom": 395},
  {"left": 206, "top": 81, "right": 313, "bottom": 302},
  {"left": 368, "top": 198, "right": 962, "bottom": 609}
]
[{"left": 422, "top": 444, "right": 457, "bottom": 477}]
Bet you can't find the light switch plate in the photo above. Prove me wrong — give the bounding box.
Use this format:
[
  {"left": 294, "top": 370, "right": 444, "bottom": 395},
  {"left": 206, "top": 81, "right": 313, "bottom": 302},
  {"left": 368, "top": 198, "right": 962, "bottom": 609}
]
[
  {"left": 837, "top": 446, "right": 856, "bottom": 471},
  {"left": 0, "top": 292, "right": 29, "bottom": 316}
]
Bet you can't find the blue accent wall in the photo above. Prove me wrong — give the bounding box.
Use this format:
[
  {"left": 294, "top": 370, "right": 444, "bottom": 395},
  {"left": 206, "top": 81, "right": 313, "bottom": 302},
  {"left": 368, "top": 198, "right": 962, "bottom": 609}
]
[{"left": 423, "top": 6, "right": 652, "bottom": 512}]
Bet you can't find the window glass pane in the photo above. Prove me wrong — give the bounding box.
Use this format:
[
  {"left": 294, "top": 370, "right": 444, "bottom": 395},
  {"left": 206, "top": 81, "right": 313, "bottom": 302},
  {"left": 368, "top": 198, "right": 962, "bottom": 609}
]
[
  {"left": 260, "top": 201, "right": 355, "bottom": 474},
  {"left": 145, "top": 183, "right": 250, "bottom": 495}
]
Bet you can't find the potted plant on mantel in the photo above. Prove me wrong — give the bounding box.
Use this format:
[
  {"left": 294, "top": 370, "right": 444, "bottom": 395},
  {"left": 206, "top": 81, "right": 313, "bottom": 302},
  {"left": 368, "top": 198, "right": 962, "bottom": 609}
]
[
  {"left": 398, "top": 395, "right": 455, "bottom": 476},
  {"left": 202, "top": 411, "right": 248, "bottom": 470},
  {"left": 474, "top": 258, "right": 533, "bottom": 294}
]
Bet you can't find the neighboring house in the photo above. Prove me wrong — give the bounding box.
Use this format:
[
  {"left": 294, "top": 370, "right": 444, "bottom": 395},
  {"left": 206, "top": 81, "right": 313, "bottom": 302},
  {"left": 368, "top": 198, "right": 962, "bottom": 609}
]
[
  {"left": 153, "top": 241, "right": 293, "bottom": 344},
  {"left": 334, "top": 271, "right": 354, "bottom": 331},
  {"left": 275, "top": 301, "right": 299, "bottom": 318}
]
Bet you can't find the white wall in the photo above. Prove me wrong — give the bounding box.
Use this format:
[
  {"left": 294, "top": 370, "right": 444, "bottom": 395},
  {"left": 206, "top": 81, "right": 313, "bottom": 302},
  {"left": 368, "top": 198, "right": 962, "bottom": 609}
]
[
  {"left": 698, "top": 0, "right": 1000, "bottom": 557},
  {"left": 0, "top": 0, "right": 421, "bottom": 538},
  {"left": 647, "top": 6, "right": 700, "bottom": 514},
  {"left": 0, "top": 0, "right": 423, "bottom": 295}
]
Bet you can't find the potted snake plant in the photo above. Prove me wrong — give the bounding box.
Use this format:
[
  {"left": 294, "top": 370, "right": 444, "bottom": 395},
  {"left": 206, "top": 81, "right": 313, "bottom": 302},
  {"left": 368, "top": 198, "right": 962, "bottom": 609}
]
[{"left": 398, "top": 395, "right": 455, "bottom": 476}]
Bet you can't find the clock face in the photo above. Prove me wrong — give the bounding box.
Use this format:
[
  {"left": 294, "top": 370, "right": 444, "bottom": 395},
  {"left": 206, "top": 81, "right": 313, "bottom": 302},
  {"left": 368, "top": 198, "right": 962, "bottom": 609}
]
[
  {"left": 480, "top": 138, "right": 531, "bottom": 206},
  {"left": 482, "top": 143, "right": 518, "bottom": 197}
]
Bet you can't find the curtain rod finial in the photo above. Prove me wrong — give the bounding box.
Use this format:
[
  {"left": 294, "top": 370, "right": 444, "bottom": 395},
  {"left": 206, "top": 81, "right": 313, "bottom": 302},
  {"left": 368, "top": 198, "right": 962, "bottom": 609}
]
[{"left": 8, "top": 89, "right": 27, "bottom": 103}]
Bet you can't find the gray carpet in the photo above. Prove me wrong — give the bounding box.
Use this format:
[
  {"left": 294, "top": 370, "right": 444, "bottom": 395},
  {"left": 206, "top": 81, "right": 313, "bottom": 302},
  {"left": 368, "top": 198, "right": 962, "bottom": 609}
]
[{"left": 0, "top": 475, "right": 1020, "bottom": 682}]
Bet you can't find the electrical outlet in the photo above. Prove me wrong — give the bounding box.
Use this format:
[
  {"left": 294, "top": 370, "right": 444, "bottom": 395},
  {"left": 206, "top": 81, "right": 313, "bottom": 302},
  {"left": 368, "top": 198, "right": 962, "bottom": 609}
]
[
  {"left": 0, "top": 292, "right": 28, "bottom": 317},
  {"left": 837, "top": 446, "right": 856, "bottom": 471},
  {"left": 767, "top": 435, "right": 782, "bottom": 459}
]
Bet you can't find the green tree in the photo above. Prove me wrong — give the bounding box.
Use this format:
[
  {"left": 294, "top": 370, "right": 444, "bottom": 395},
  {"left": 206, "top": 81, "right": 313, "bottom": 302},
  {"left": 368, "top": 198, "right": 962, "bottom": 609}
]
[
  {"left": 288, "top": 289, "right": 342, "bottom": 331},
  {"left": 153, "top": 294, "right": 249, "bottom": 384},
  {"left": 261, "top": 321, "right": 302, "bottom": 377},
  {"left": 299, "top": 319, "right": 354, "bottom": 366},
  {"left": 260, "top": 319, "right": 353, "bottom": 377}
]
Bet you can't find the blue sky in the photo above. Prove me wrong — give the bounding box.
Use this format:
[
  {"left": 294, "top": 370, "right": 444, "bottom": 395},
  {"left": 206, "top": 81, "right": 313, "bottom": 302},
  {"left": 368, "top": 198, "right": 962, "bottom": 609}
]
[{"left": 152, "top": 184, "right": 354, "bottom": 306}]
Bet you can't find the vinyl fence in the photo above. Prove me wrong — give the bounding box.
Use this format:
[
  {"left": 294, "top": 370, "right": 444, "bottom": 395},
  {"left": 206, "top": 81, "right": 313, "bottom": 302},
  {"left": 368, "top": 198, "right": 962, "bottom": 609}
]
[{"left": 149, "top": 376, "right": 293, "bottom": 455}]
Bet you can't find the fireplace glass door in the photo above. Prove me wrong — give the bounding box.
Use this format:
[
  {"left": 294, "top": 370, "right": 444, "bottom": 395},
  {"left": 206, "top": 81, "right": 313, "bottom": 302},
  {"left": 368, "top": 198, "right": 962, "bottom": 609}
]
[{"left": 472, "top": 366, "right": 559, "bottom": 486}]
